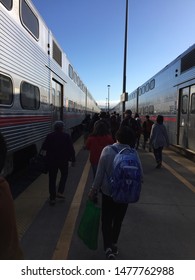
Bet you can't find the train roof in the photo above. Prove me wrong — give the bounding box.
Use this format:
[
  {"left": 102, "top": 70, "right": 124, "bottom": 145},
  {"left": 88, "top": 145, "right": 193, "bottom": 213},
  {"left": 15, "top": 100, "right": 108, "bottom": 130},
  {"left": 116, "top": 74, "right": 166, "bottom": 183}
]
[{"left": 132, "top": 43, "right": 195, "bottom": 92}]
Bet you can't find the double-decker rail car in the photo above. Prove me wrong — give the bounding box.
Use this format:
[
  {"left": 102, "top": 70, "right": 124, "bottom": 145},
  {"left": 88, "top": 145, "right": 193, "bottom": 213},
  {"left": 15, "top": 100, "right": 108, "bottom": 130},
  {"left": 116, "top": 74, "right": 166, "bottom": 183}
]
[
  {"left": 0, "top": 0, "right": 99, "bottom": 175},
  {"left": 114, "top": 44, "right": 195, "bottom": 154}
]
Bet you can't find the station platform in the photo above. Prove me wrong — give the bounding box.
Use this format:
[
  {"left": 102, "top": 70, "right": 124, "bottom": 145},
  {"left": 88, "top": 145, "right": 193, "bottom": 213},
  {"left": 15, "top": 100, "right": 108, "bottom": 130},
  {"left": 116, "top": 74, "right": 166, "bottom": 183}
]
[{"left": 14, "top": 137, "right": 195, "bottom": 260}]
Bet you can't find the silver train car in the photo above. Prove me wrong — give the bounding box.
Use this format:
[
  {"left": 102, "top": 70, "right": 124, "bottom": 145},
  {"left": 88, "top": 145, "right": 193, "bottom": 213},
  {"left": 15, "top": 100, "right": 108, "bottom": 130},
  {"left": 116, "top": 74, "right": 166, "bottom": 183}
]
[
  {"left": 112, "top": 44, "right": 195, "bottom": 154},
  {"left": 0, "top": 0, "right": 100, "bottom": 175}
]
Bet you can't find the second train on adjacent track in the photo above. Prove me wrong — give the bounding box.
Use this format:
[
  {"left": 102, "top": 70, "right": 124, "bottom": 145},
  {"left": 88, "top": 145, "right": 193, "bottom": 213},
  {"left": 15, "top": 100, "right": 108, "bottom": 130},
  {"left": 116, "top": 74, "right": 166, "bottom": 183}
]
[{"left": 112, "top": 44, "right": 195, "bottom": 155}]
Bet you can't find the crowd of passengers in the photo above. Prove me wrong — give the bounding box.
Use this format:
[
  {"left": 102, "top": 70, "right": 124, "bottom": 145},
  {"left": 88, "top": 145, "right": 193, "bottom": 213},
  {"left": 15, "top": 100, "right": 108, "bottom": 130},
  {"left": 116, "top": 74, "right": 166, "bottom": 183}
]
[{"left": 0, "top": 109, "right": 169, "bottom": 260}]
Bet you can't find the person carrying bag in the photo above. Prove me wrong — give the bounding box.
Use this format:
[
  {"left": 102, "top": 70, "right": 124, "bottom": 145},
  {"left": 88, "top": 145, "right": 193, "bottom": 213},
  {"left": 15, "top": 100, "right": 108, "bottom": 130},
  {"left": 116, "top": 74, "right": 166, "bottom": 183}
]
[{"left": 77, "top": 200, "right": 101, "bottom": 250}]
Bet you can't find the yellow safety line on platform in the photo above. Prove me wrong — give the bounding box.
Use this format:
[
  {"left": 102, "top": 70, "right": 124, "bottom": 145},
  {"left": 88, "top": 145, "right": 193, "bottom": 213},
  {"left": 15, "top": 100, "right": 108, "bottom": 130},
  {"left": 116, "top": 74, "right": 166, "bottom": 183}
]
[
  {"left": 162, "top": 161, "right": 195, "bottom": 193},
  {"left": 52, "top": 157, "right": 91, "bottom": 260},
  {"left": 163, "top": 149, "right": 195, "bottom": 174},
  {"left": 147, "top": 150, "right": 195, "bottom": 193}
]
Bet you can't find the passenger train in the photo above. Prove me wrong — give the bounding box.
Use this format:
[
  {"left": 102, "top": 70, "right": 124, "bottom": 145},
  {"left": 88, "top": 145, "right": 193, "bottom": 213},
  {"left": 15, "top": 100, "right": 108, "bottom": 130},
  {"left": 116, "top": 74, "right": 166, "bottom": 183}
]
[
  {"left": 0, "top": 0, "right": 100, "bottom": 175},
  {"left": 112, "top": 44, "right": 195, "bottom": 155}
]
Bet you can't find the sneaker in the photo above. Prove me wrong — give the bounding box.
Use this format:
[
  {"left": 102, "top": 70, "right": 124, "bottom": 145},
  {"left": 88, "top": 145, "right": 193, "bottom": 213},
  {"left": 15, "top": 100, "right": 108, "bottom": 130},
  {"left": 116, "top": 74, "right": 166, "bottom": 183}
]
[
  {"left": 49, "top": 199, "right": 56, "bottom": 205},
  {"left": 105, "top": 248, "right": 115, "bottom": 260},
  {"left": 56, "top": 193, "right": 65, "bottom": 199},
  {"left": 111, "top": 244, "right": 119, "bottom": 255}
]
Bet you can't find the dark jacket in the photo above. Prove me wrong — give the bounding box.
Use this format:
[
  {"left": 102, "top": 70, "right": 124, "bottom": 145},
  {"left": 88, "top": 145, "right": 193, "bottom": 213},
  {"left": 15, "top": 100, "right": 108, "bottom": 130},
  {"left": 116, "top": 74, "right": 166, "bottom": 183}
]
[
  {"left": 120, "top": 116, "right": 138, "bottom": 136},
  {"left": 42, "top": 131, "right": 75, "bottom": 166}
]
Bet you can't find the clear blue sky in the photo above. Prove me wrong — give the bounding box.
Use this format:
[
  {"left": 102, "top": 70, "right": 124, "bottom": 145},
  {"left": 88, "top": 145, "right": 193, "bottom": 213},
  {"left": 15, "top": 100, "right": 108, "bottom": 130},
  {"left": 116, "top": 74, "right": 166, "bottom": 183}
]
[{"left": 31, "top": 0, "right": 195, "bottom": 108}]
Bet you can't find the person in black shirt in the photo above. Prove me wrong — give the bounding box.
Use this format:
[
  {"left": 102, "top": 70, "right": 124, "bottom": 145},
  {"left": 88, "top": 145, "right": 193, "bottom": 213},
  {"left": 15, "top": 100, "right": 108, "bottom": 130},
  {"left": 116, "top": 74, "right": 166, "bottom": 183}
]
[
  {"left": 42, "top": 121, "right": 75, "bottom": 205},
  {"left": 142, "top": 115, "right": 154, "bottom": 151},
  {"left": 120, "top": 110, "right": 138, "bottom": 147},
  {"left": 134, "top": 113, "right": 142, "bottom": 149}
]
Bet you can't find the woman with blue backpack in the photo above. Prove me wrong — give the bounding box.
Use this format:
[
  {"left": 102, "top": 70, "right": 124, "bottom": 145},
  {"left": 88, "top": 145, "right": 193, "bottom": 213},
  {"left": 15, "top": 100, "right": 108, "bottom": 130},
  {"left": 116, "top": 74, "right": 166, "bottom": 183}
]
[{"left": 88, "top": 126, "right": 143, "bottom": 259}]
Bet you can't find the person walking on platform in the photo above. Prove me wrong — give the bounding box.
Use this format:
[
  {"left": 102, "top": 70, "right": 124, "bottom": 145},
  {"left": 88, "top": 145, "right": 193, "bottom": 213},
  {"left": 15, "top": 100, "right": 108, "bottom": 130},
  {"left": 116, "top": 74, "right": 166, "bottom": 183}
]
[
  {"left": 120, "top": 109, "right": 138, "bottom": 147},
  {"left": 0, "top": 132, "right": 23, "bottom": 259},
  {"left": 94, "top": 111, "right": 111, "bottom": 132},
  {"left": 85, "top": 121, "right": 114, "bottom": 177},
  {"left": 149, "top": 115, "right": 169, "bottom": 168},
  {"left": 88, "top": 126, "right": 143, "bottom": 259},
  {"left": 142, "top": 115, "right": 154, "bottom": 151},
  {"left": 82, "top": 114, "right": 91, "bottom": 147},
  {"left": 110, "top": 112, "right": 120, "bottom": 141},
  {"left": 134, "top": 112, "right": 142, "bottom": 149},
  {"left": 42, "top": 121, "right": 75, "bottom": 205},
  {"left": 88, "top": 113, "right": 100, "bottom": 134}
]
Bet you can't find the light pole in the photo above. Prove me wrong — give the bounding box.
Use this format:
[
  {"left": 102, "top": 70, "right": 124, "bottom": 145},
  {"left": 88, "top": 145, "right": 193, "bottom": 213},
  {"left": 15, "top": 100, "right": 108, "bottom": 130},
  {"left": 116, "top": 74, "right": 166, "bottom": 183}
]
[
  {"left": 122, "top": 0, "right": 128, "bottom": 115},
  {"left": 107, "top": 84, "right": 110, "bottom": 112}
]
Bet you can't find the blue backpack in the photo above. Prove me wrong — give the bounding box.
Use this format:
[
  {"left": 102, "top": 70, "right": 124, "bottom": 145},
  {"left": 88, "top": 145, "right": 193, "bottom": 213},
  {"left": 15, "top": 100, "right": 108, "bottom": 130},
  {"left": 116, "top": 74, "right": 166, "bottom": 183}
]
[{"left": 108, "top": 145, "right": 142, "bottom": 204}]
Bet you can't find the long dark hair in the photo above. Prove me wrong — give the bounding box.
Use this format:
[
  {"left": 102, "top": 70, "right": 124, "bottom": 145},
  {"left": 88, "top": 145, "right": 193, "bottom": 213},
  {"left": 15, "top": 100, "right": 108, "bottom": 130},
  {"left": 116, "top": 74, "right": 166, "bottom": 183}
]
[
  {"left": 156, "top": 115, "right": 164, "bottom": 124},
  {"left": 115, "top": 126, "right": 136, "bottom": 147},
  {"left": 90, "top": 120, "right": 110, "bottom": 136}
]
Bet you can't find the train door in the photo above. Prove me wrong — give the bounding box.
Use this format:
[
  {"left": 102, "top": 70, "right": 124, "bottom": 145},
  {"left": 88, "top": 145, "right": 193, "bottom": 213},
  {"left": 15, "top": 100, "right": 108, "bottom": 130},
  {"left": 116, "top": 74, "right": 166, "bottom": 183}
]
[
  {"left": 188, "top": 85, "right": 195, "bottom": 150},
  {"left": 178, "top": 85, "right": 195, "bottom": 151},
  {"left": 51, "top": 79, "right": 63, "bottom": 122}
]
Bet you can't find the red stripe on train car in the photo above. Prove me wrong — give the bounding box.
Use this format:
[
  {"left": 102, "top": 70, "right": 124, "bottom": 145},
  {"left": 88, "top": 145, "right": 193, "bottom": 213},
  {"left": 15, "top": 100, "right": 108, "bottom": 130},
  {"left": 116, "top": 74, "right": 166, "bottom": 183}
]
[
  {"left": 164, "top": 116, "right": 177, "bottom": 122},
  {"left": 0, "top": 116, "right": 52, "bottom": 126},
  {"left": 150, "top": 116, "right": 177, "bottom": 122}
]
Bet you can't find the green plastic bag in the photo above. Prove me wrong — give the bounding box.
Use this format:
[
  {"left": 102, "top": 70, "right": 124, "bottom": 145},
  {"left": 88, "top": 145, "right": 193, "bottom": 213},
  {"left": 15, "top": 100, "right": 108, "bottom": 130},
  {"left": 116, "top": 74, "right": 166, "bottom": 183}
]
[{"left": 77, "top": 200, "right": 101, "bottom": 250}]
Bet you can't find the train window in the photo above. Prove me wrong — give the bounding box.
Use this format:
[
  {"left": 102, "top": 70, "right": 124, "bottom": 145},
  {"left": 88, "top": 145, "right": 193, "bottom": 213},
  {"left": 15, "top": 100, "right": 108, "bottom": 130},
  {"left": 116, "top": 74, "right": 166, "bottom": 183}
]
[
  {"left": 0, "top": 74, "right": 13, "bottom": 105},
  {"left": 150, "top": 79, "right": 155, "bottom": 90},
  {"left": 181, "top": 95, "right": 188, "bottom": 114},
  {"left": 55, "top": 90, "right": 60, "bottom": 108},
  {"left": 145, "top": 83, "right": 150, "bottom": 92},
  {"left": 77, "top": 76, "right": 80, "bottom": 87},
  {"left": 79, "top": 81, "right": 82, "bottom": 90},
  {"left": 0, "top": 0, "right": 12, "bottom": 10},
  {"left": 84, "top": 86, "right": 87, "bottom": 94},
  {"left": 79, "top": 80, "right": 82, "bottom": 89},
  {"left": 20, "top": 0, "right": 39, "bottom": 40},
  {"left": 51, "top": 88, "right": 55, "bottom": 107},
  {"left": 149, "top": 105, "right": 154, "bottom": 114},
  {"left": 68, "top": 64, "right": 73, "bottom": 79},
  {"left": 191, "top": 93, "right": 195, "bottom": 114},
  {"left": 73, "top": 72, "right": 77, "bottom": 84},
  {"left": 53, "top": 40, "right": 62, "bottom": 67},
  {"left": 20, "top": 82, "right": 40, "bottom": 110},
  {"left": 181, "top": 48, "right": 195, "bottom": 73}
]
